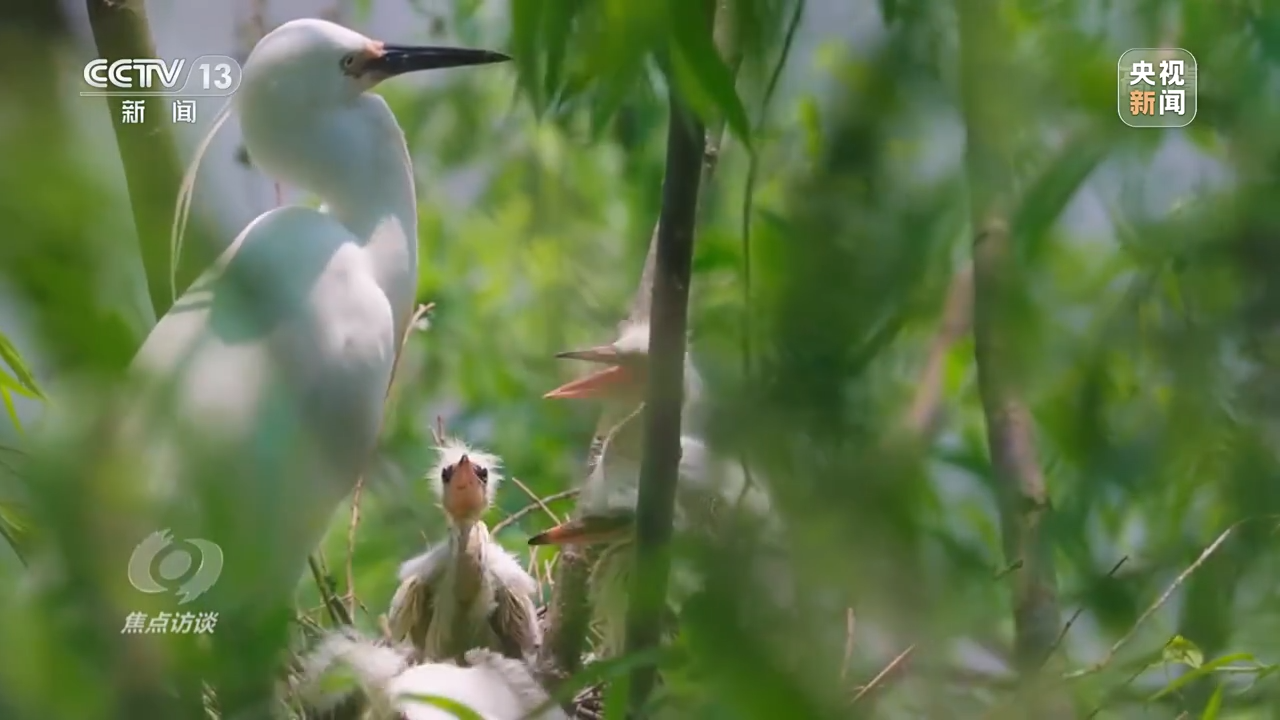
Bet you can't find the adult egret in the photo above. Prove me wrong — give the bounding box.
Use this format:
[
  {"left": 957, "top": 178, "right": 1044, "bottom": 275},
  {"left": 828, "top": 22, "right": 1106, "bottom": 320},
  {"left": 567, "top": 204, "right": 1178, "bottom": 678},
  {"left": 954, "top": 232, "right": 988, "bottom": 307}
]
[
  {"left": 529, "top": 321, "right": 777, "bottom": 657},
  {"left": 388, "top": 438, "right": 540, "bottom": 662},
  {"left": 123, "top": 18, "right": 508, "bottom": 716},
  {"left": 298, "top": 629, "right": 569, "bottom": 720}
]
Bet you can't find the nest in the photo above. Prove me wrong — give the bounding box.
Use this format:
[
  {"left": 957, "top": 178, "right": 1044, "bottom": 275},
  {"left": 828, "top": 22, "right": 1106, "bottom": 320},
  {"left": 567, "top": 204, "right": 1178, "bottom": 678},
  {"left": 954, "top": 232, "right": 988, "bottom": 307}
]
[
  {"left": 570, "top": 684, "right": 603, "bottom": 720},
  {"left": 534, "top": 604, "right": 605, "bottom": 720}
]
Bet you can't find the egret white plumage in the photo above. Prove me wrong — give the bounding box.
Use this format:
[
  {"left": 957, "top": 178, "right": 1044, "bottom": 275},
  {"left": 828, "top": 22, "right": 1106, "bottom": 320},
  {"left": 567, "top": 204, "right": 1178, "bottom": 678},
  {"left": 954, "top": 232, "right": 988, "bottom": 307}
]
[
  {"left": 528, "top": 321, "right": 777, "bottom": 657},
  {"left": 120, "top": 18, "right": 507, "bottom": 715},
  {"left": 298, "top": 629, "right": 568, "bottom": 720},
  {"left": 387, "top": 438, "right": 540, "bottom": 662}
]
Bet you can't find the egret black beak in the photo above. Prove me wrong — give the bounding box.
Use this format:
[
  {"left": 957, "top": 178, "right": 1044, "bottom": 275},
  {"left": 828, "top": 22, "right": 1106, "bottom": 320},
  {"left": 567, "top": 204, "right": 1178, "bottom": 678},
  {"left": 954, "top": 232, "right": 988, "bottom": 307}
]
[
  {"left": 544, "top": 345, "right": 633, "bottom": 400},
  {"left": 528, "top": 514, "right": 634, "bottom": 547},
  {"left": 373, "top": 45, "right": 510, "bottom": 76}
]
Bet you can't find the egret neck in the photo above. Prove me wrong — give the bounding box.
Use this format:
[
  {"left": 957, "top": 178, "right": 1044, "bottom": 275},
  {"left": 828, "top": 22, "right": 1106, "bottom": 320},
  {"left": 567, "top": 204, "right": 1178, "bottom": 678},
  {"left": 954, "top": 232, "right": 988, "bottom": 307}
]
[
  {"left": 325, "top": 98, "right": 419, "bottom": 338},
  {"left": 451, "top": 520, "right": 486, "bottom": 605},
  {"left": 298, "top": 98, "right": 419, "bottom": 341}
]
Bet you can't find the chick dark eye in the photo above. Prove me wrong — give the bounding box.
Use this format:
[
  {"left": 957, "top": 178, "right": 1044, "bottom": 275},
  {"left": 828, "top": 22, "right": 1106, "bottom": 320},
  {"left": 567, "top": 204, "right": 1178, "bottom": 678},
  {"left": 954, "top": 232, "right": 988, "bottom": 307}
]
[
  {"left": 476, "top": 466, "right": 489, "bottom": 484},
  {"left": 441, "top": 465, "right": 454, "bottom": 484},
  {"left": 341, "top": 53, "right": 357, "bottom": 70}
]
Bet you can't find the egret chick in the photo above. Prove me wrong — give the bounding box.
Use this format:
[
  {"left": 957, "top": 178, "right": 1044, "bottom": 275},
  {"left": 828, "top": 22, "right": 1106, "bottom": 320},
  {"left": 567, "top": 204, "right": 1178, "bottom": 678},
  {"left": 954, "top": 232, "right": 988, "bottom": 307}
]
[
  {"left": 298, "top": 629, "right": 568, "bottom": 720},
  {"left": 531, "top": 321, "right": 777, "bottom": 657},
  {"left": 388, "top": 439, "right": 540, "bottom": 663}
]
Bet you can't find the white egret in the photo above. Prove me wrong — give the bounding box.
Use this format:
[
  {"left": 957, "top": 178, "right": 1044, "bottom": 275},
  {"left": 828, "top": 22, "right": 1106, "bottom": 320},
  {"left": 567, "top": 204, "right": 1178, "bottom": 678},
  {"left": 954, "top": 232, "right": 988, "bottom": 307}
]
[
  {"left": 388, "top": 438, "right": 541, "bottom": 663},
  {"left": 122, "top": 18, "right": 508, "bottom": 715},
  {"left": 529, "top": 321, "right": 778, "bottom": 657},
  {"left": 298, "top": 629, "right": 569, "bottom": 720}
]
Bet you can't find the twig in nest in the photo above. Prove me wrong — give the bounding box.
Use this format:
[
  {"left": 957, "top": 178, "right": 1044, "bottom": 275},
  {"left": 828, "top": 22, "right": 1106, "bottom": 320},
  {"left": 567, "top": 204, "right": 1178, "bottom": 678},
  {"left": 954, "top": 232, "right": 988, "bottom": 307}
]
[
  {"left": 851, "top": 644, "right": 915, "bottom": 704},
  {"left": 1066, "top": 523, "right": 1239, "bottom": 679},
  {"left": 492, "top": 490, "right": 580, "bottom": 535},
  {"left": 430, "top": 415, "right": 446, "bottom": 445},
  {"left": 294, "top": 612, "right": 326, "bottom": 638},
  {"left": 528, "top": 546, "right": 542, "bottom": 593},
  {"left": 508, "top": 476, "right": 563, "bottom": 525},
  {"left": 840, "top": 608, "right": 857, "bottom": 680},
  {"left": 1047, "top": 555, "right": 1128, "bottom": 660},
  {"left": 307, "top": 554, "right": 352, "bottom": 626},
  {"left": 344, "top": 476, "right": 365, "bottom": 618},
  {"left": 386, "top": 302, "right": 435, "bottom": 402}
]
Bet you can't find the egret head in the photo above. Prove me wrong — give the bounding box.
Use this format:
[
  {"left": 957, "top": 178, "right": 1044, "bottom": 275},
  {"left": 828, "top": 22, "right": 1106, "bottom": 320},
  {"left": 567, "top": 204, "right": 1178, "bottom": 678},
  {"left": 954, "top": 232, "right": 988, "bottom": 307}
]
[
  {"left": 236, "top": 19, "right": 507, "bottom": 199},
  {"left": 241, "top": 19, "right": 509, "bottom": 110},
  {"left": 544, "top": 321, "right": 703, "bottom": 406},
  {"left": 429, "top": 439, "right": 502, "bottom": 529}
]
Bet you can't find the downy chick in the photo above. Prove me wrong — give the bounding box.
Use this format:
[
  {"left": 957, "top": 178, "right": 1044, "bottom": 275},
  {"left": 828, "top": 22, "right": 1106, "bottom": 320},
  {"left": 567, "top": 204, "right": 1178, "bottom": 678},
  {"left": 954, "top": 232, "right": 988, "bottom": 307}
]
[
  {"left": 388, "top": 439, "right": 540, "bottom": 662},
  {"left": 530, "top": 321, "right": 781, "bottom": 657},
  {"left": 297, "top": 628, "right": 568, "bottom": 719}
]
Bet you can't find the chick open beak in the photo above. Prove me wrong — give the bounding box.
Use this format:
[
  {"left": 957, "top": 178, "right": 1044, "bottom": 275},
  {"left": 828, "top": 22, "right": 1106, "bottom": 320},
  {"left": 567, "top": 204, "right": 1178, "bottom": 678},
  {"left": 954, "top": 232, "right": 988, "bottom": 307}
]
[
  {"left": 544, "top": 346, "right": 632, "bottom": 400},
  {"left": 527, "top": 514, "right": 634, "bottom": 547},
  {"left": 442, "top": 455, "right": 487, "bottom": 522}
]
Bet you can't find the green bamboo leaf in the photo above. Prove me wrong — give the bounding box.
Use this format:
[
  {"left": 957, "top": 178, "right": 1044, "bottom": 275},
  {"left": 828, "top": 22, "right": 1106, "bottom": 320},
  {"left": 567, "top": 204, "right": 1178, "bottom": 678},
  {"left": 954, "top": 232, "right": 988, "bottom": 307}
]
[
  {"left": 0, "top": 386, "right": 20, "bottom": 436},
  {"left": 1163, "top": 634, "right": 1204, "bottom": 669},
  {"left": 1150, "top": 652, "right": 1256, "bottom": 700},
  {"left": 665, "top": 0, "right": 752, "bottom": 149},
  {"left": 0, "top": 331, "right": 43, "bottom": 400},
  {"left": 1200, "top": 683, "right": 1224, "bottom": 720},
  {"left": 879, "top": 0, "right": 898, "bottom": 23},
  {"left": 397, "top": 693, "right": 485, "bottom": 720},
  {"left": 509, "top": 0, "right": 544, "bottom": 110},
  {"left": 0, "top": 368, "right": 38, "bottom": 402},
  {"left": 1014, "top": 125, "right": 1117, "bottom": 263},
  {"left": 542, "top": 0, "right": 582, "bottom": 104}
]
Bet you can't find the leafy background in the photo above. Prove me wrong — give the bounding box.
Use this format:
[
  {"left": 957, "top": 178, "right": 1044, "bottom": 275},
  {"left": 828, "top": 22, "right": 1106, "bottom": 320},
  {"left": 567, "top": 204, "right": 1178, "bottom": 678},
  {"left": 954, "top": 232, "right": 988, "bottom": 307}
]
[{"left": 1, "top": 0, "right": 1280, "bottom": 717}]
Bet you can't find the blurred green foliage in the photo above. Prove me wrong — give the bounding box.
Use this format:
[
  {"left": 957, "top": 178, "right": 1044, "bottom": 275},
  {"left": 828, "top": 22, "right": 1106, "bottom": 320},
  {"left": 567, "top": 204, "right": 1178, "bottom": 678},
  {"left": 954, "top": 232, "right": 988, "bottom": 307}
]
[{"left": 1, "top": 0, "right": 1280, "bottom": 717}]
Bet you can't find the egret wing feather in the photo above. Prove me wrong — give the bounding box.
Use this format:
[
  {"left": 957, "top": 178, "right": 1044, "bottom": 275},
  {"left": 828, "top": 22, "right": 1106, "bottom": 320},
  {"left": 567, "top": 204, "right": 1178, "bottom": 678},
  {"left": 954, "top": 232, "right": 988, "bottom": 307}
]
[
  {"left": 486, "top": 545, "right": 541, "bottom": 659},
  {"left": 388, "top": 544, "right": 451, "bottom": 654},
  {"left": 390, "top": 649, "right": 569, "bottom": 720},
  {"left": 128, "top": 206, "right": 398, "bottom": 601}
]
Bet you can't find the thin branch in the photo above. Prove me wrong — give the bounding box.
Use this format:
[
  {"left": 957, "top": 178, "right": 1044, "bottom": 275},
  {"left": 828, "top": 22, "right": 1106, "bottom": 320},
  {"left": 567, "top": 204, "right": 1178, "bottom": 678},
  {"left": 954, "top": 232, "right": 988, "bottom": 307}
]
[
  {"left": 493, "top": 489, "right": 580, "bottom": 535},
  {"left": 1065, "top": 525, "right": 1238, "bottom": 679},
  {"left": 344, "top": 477, "right": 364, "bottom": 619},
  {"left": 851, "top": 645, "right": 916, "bottom": 704},
  {"left": 740, "top": 0, "right": 805, "bottom": 382},
  {"left": 624, "top": 1, "right": 743, "bottom": 330},
  {"left": 957, "top": 0, "right": 1064, "bottom": 691},
  {"left": 536, "top": 2, "right": 740, "bottom": 686},
  {"left": 507, "top": 476, "right": 563, "bottom": 525},
  {"left": 839, "top": 608, "right": 857, "bottom": 681},
  {"left": 732, "top": 0, "right": 804, "bottom": 508},
  {"left": 623, "top": 16, "right": 712, "bottom": 714},
  {"left": 904, "top": 264, "right": 973, "bottom": 436},
  {"left": 307, "top": 554, "right": 352, "bottom": 627},
  {"left": 431, "top": 415, "right": 445, "bottom": 446},
  {"left": 326, "top": 302, "right": 434, "bottom": 622},
  {"left": 1047, "top": 555, "right": 1128, "bottom": 661},
  {"left": 388, "top": 303, "right": 435, "bottom": 403}
]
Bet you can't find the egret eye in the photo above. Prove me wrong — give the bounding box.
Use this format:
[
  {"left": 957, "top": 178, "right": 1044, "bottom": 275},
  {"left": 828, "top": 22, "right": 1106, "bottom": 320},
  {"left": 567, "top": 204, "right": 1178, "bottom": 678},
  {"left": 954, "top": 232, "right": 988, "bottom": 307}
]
[
  {"left": 441, "top": 465, "right": 454, "bottom": 484},
  {"left": 340, "top": 53, "right": 358, "bottom": 71},
  {"left": 476, "top": 466, "right": 489, "bottom": 484}
]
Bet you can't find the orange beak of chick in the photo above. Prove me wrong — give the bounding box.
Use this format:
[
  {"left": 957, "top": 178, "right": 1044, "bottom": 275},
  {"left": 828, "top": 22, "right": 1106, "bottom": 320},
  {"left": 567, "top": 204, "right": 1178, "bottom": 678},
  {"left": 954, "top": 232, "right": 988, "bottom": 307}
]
[
  {"left": 442, "top": 455, "right": 487, "bottom": 523},
  {"left": 544, "top": 345, "right": 634, "bottom": 400}
]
